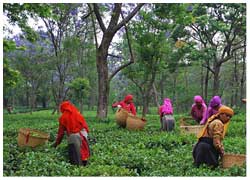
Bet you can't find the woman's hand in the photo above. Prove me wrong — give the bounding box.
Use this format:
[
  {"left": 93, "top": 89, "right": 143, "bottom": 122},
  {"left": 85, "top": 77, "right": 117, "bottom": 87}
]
[{"left": 220, "top": 146, "right": 225, "bottom": 157}]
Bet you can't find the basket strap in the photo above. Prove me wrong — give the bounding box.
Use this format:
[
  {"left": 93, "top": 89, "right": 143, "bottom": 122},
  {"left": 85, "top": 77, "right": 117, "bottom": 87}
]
[{"left": 25, "top": 131, "right": 30, "bottom": 144}]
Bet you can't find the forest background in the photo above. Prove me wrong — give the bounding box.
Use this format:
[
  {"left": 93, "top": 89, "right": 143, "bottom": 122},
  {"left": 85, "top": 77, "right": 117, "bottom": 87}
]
[{"left": 1, "top": 2, "right": 249, "bottom": 177}]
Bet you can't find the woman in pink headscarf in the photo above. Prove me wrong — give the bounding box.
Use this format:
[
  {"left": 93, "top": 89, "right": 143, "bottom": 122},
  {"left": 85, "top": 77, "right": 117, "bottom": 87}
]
[
  {"left": 112, "top": 94, "right": 136, "bottom": 115},
  {"left": 158, "top": 98, "right": 175, "bottom": 131},
  {"left": 191, "top": 95, "right": 207, "bottom": 125}
]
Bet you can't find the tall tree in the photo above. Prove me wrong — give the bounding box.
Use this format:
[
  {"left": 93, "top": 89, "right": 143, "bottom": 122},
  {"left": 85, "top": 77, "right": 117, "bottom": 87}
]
[
  {"left": 3, "top": 40, "right": 22, "bottom": 107},
  {"left": 189, "top": 4, "right": 246, "bottom": 95},
  {"left": 8, "top": 33, "right": 51, "bottom": 113},
  {"left": 89, "top": 3, "right": 144, "bottom": 119},
  {"left": 40, "top": 4, "right": 93, "bottom": 113},
  {"left": 122, "top": 7, "right": 173, "bottom": 116}
]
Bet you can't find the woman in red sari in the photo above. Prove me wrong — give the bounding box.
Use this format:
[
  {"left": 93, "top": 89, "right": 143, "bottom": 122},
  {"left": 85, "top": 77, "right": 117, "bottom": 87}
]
[
  {"left": 112, "top": 94, "right": 136, "bottom": 115},
  {"left": 52, "top": 101, "right": 90, "bottom": 166}
]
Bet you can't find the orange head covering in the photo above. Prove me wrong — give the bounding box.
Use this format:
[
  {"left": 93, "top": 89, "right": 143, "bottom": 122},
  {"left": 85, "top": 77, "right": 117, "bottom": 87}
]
[
  {"left": 59, "top": 101, "right": 89, "bottom": 133},
  {"left": 197, "top": 105, "right": 234, "bottom": 139}
]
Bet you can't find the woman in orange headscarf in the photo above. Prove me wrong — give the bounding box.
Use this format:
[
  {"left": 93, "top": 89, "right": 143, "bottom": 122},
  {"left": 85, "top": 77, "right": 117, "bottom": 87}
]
[
  {"left": 112, "top": 94, "right": 136, "bottom": 115},
  {"left": 192, "top": 105, "right": 234, "bottom": 167},
  {"left": 52, "top": 101, "right": 90, "bottom": 166}
]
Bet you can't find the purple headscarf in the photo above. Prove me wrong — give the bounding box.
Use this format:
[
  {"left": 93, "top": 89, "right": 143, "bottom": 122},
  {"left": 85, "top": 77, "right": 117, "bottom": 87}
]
[
  {"left": 209, "top": 96, "right": 221, "bottom": 108},
  {"left": 161, "top": 98, "right": 173, "bottom": 115},
  {"left": 205, "top": 95, "right": 222, "bottom": 121}
]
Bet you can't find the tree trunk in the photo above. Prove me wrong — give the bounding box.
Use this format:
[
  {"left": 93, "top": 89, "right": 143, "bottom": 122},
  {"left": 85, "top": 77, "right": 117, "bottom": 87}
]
[
  {"left": 172, "top": 70, "right": 178, "bottom": 112},
  {"left": 233, "top": 54, "right": 238, "bottom": 106},
  {"left": 204, "top": 66, "right": 209, "bottom": 103},
  {"left": 142, "top": 92, "right": 150, "bottom": 117},
  {"left": 213, "top": 64, "right": 221, "bottom": 96},
  {"left": 42, "top": 96, "right": 47, "bottom": 108},
  {"left": 3, "top": 97, "right": 8, "bottom": 108},
  {"left": 30, "top": 89, "right": 36, "bottom": 114},
  {"left": 88, "top": 88, "right": 96, "bottom": 110},
  {"left": 91, "top": 3, "right": 144, "bottom": 119},
  {"left": 152, "top": 83, "right": 160, "bottom": 108},
  {"left": 96, "top": 45, "right": 110, "bottom": 119},
  {"left": 200, "top": 64, "right": 204, "bottom": 98},
  {"left": 240, "top": 48, "right": 246, "bottom": 108},
  {"left": 159, "top": 74, "right": 166, "bottom": 101}
]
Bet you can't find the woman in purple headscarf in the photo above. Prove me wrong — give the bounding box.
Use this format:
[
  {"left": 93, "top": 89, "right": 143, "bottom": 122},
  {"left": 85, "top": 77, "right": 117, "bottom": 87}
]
[
  {"left": 191, "top": 95, "right": 207, "bottom": 125},
  {"left": 158, "top": 98, "right": 175, "bottom": 131},
  {"left": 205, "top": 96, "right": 222, "bottom": 123}
]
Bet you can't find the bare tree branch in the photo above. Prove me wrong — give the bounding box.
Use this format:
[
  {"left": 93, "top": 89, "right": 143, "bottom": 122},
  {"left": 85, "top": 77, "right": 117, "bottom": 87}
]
[
  {"left": 107, "top": 4, "right": 122, "bottom": 31},
  {"left": 88, "top": 4, "right": 99, "bottom": 49},
  {"left": 108, "top": 10, "right": 135, "bottom": 82},
  {"left": 92, "top": 4, "right": 106, "bottom": 32},
  {"left": 108, "top": 53, "right": 123, "bottom": 59},
  {"left": 202, "top": 63, "right": 215, "bottom": 74},
  {"left": 114, "top": 3, "right": 144, "bottom": 33}
]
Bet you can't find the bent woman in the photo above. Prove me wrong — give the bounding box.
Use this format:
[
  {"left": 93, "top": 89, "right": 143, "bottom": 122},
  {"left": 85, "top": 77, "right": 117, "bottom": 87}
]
[
  {"left": 191, "top": 95, "right": 207, "bottom": 125},
  {"left": 158, "top": 98, "right": 175, "bottom": 131},
  {"left": 112, "top": 94, "right": 136, "bottom": 115},
  {"left": 192, "top": 105, "right": 234, "bottom": 167},
  {"left": 52, "top": 101, "right": 90, "bottom": 166}
]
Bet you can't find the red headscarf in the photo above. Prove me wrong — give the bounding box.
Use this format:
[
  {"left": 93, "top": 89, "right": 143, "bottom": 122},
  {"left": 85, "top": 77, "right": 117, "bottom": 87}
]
[
  {"left": 59, "top": 101, "right": 89, "bottom": 134},
  {"left": 124, "top": 94, "right": 133, "bottom": 103}
]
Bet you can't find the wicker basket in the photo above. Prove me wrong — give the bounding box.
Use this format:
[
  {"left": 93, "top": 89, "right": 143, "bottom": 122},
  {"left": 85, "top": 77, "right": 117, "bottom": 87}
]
[
  {"left": 115, "top": 108, "right": 129, "bottom": 128},
  {"left": 180, "top": 125, "right": 204, "bottom": 135},
  {"left": 222, "top": 153, "right": 246, "bottom": 168},
  {"left": 126, "top": 114, "right": 146, "bottom": 130},
  {"left": 17, "top": 128, "right": 50, "bottom": 148},
  {"left": 180, "top": 117, "right": 197, "bottom": 126}
]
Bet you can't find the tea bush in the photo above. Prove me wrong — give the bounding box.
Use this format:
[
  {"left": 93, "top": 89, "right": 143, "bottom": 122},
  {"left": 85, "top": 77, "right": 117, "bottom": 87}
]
[{"left": 3, "top": 110, "right": 246, "bottom": 176}]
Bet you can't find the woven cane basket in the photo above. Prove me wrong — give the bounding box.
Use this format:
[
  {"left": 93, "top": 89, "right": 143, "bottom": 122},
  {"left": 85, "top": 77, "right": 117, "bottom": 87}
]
[
  {"left": 17, "top": 128, "right": 49, "bottom": 148},
  {"left": 180, "top": 125, "right": 204, "bottom": 135},
  {"left": 180, "top": 117, "right": 195, "bottom": 126},
  {"left": 115, "top": 108, "right": 129, "bottom": 128},
  {"left": 126, "top": 114, "right": 146, "bottom": 130},
  {"left": 222, "top": 153, "right": 246, "bottom": 168}
]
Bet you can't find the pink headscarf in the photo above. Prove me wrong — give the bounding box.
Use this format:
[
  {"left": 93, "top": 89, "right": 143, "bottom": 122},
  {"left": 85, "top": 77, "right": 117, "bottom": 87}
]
[
  {"left": 161, "top": 98, "right": 173, "bottom": 115},
  {"left": 191, "top": 95, "right": 207, "bottom": 124},
  {"left": 194, "top": 95, "right": 204, "bottom": 104}
]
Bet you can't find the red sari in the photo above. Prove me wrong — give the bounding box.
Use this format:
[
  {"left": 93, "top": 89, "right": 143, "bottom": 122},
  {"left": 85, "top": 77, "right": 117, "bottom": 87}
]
[
  {"left": 55, "top": 101, "right": 90, "bottom": 161},
  {"left": 112, "top": 94, "right": 136, "bottom": 115}
]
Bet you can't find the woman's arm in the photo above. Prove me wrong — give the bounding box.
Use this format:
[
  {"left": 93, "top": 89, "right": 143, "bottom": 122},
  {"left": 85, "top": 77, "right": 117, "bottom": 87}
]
[
  {"left": 54, "top": 124, "right": 66, "bottom": 147},
  {"left": 210, "top": 120, "right": 224, "bottom": 155}
]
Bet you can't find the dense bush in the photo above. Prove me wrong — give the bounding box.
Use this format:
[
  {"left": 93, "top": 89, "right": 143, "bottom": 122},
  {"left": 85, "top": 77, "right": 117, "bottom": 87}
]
[{"left": 3, "top": 110, "right": 246, "bottom": 176}]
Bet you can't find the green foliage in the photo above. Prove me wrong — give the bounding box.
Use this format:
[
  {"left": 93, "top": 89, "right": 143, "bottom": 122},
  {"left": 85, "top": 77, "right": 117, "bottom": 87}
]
[
  {"left": 3, "top": 110, "right": 246, "bottom": 176},
  {"left": 68, "top": 77, "right": 90, "bottom": 97},
  {"left": 3, "top": 39, "right": 23, "bottom": 92},
  {"left": 4, "top": 39, "right": 17, "bottom": 52},
  {"left": 4, "top": 3, "right": 52, "bottom": 42},
  {"left": 3, "top": 60, "right": 21, "bottom": 89}
]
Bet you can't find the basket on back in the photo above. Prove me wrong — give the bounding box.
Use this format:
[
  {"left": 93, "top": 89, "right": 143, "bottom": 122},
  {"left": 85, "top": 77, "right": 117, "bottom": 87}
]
[
  {"left": 180, "top": 117, "right": 204, "bottom": 135},
  {"left": 17, "top": 128, "right": 50, "bottom": 148},
  {"left": 126, "top": 114, "right": 146, "bottom": 130},
  {"left": 222, "top": 153, "right": 246, "bottom": 168},
  {"left": 115, "top": 108, "right": 129, "bottom": 128}
]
